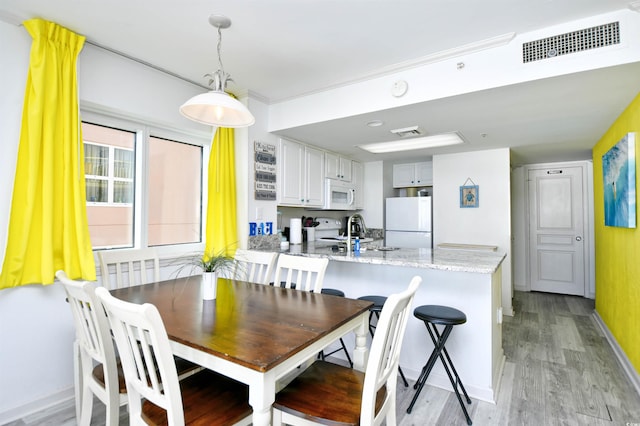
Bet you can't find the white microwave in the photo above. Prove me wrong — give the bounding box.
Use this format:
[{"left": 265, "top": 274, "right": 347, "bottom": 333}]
[{"left": 324, "top": 179, "right": 357, "bottom": 210}]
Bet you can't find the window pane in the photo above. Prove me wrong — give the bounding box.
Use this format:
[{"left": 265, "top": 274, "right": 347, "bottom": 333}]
[
  {"left": 148, "top": 136, "right": 202, "bottom": 246},
  {"left": 113, "top": 181, "right": 133, "bottom": 204},
  {"left": 86, "top": 178, "right": 108, "bottom": 203},
  {"left": 85, "top": 144, "right": 108, "bottom": 176},
  {"left": 83, "top": 122, "right": 135, "bottom": 249},
  {"left": 114, "top": 148, "right": 134, "bottom": 179}
]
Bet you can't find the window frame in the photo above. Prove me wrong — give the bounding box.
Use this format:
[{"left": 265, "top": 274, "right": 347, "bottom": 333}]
[{"left": 81, "top": 109, "right": 210, "bottom": 259}]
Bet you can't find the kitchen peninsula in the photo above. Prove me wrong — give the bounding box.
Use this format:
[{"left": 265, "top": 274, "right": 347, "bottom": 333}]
[{"left": 285, "top": 243, "right": 506, "bottom": 403}]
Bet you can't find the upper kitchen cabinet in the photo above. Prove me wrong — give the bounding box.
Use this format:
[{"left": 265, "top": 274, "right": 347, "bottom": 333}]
[
  {"left": 393, "top": 161, "right": 433, "bottom": 187},
  {"left": 278, "top": 138, "right": 325, "bottom": 207},
  {"left": 325, "top": 152, "right": 352, "bottom": 182}
]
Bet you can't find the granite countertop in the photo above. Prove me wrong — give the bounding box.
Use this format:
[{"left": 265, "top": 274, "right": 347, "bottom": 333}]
[{"left": 279, "top": 242, "right": 506, "bottom": 274}]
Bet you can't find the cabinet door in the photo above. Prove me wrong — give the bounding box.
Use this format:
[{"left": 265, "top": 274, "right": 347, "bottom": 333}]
[
  {"left": 393, "top": 163, "right": 417, "bottom": 187},
  {"left": 415, "top": 162, "right": 433, "bottom": 186},
  {"left": 278, "top": 139, "right": 304, "bottom": 205},
  {"left": 352, "top": 161, "right": 364, "bottom": 209},
  {"left": 304, "top": 146, "right": 325, "bottom": 206},
  {"left": 325, "top": 152, "right": 340, "bottom": 180},
  {"left": 340, "top": 157, "right": 352, "bottom": 182}
]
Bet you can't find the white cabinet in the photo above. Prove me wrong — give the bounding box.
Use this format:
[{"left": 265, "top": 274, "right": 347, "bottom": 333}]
[
  {"left": 352, "top": 161, "right": 364, "bottom": 209},
  {"left": 325, "top": 152, "right": 352, "bottom": 181},
  {"left": 393, "top": 161, "right": 433, "bottom": 187},
  {"left": 278, "top": 139, "right": 324, "bottom": 207}
]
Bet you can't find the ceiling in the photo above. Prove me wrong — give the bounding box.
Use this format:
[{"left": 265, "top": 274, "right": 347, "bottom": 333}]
[{"left": 2, "top": 0, "right": 640, "bottom": 165}]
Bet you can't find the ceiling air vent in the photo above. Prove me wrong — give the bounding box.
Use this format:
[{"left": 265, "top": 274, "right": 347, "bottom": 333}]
[
  {"left": 522, "top": 21, "right": 620, "bottom": 63},
  {"left": 390, "top": 126, "right": 425, "bottom": 138}
]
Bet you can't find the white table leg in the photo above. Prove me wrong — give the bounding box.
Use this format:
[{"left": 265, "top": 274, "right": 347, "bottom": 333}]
[
  {"left": 249, "top": 375, "right": 276, "bottom": 426},
  {"left": 352, "top": 313, "right": 369, "bottom": 372}
]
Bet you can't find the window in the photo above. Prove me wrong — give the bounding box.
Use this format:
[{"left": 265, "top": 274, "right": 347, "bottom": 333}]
[{"left": 82, "top": 117, "right": 205, "bottom": 251}]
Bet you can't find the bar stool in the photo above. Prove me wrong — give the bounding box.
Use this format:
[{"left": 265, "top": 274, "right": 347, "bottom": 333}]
[
  {"left": 357, "top": 295, "right": 409, "bottom": 387},
  {"left": 407, "top": 305, "right": 472, "bottom": 425},
  {"left": 318, "top": 288, "right": 353, "bottom": 368}
]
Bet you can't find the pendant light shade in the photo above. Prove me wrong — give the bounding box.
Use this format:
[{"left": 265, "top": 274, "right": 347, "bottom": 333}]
[
  {"left": 179, "top": 14, "right": 255, "bottom": 128},
  {"left": 180, "top": 90, "right": 255, "bottom": 127}
]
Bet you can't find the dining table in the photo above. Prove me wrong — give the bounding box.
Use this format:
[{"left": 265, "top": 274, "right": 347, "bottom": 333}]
[{"left": 109, "top": 275, "right": 373, "bottom": 426}]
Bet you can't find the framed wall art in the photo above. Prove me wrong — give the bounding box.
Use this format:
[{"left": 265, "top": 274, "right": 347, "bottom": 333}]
[
  {"left": 460, "top": 178, "right": 479, "bottom": 208},
  {"left": 602, "top": 132, "right": 636, "bottom": 228}
]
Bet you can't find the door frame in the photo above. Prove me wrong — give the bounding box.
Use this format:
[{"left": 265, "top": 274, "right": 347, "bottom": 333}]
[{"left": 521, "top": 160, "right": 595, "bottom": 298}]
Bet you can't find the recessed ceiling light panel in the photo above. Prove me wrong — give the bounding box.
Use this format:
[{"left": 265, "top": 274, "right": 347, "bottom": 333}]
[{"left": 358, "top": 132, "right": 466, "bottom": 154}]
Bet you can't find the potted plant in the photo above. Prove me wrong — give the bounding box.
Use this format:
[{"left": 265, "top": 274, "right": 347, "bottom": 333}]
[{"left": 199, "top": 251, "right": 237, "bottom": 300}]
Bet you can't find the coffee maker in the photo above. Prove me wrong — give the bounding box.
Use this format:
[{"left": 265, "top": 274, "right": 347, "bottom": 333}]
[{"left": 343, "top": 216, "right": 363, "bottom": 237}]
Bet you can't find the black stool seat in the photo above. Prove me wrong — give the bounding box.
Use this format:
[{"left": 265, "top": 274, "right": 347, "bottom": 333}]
[
  {"left": 414, "top": 305, "right": 466, "bottom": 326},
  {"left": 321, "top": 288, "right": 345, "bottom": 297},
  {"left": 357, "top": 295, "right": 386, "bottom": 311},
  {"left": 408, "top": 304, "right": 472, "bottom": 425},
  {"left": 357, "top": 295, "right": 409, "bottom": 387},
  {"left": 318, "top": 289, "right": 352, "bottom": 368}
]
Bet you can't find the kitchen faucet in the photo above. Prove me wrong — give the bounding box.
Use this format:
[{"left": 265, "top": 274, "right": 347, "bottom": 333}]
[{"left": 346, "top": 213, "right": 367, "bottom": 253}]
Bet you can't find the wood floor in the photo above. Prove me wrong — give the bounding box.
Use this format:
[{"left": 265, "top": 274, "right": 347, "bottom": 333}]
[{"left": 6, "top": 291, "right": 640, "bottom": 425}]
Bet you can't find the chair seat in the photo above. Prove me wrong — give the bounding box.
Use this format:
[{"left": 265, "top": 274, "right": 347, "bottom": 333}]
[
  {"left": 92, "top": 361, "right": 127, "bottom": 394},
  {"left": 93, "top": 356, "right": 202, "bottom": 394},
  {"left": 414, "top": 305, "right": 467, "bottom": 326},
  {"left": 142, "top": 370, "right": 252, "bottom": 426},
  {"left": 357, "top": 295, "right": 387, "bottom": 312},
  {"left": 273, "top": 361, "right": 386, "bottom": 426}
]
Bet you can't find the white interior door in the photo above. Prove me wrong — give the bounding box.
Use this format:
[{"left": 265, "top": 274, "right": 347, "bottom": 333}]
[{"left": 528, "top": 166, "right": 586, "bottom": 295}]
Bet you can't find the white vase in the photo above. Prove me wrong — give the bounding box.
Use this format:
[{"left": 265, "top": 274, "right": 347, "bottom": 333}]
[{"left": 202, "top": 272, "right": 217, "bottom": 300}]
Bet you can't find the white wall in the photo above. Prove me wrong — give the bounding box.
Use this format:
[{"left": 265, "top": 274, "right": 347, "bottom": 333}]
[
  {"left": 362, "top": 161, "right": 384, "bottom": 228},
  {"left": 433, "top": 149, "right": 513, "bottom": 315},
  {"left": 0, "top": 20, "right": 216, "bottom": 422},
  {"left": 511, "top": 166, "right": 528, "bottom": 292}
]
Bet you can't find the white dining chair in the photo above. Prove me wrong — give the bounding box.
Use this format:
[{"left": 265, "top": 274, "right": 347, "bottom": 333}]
[
  {"left": 272, "top": 254, "right": 329, "bottom": 293},
  {"left": 94, "top": 287, "right": 253, "bottom": 426},
  {"left": 272, "top": 275, "right": 422, "bottom": 426},
  {"left": 97, "top": 247, "right": 160, "bottom": 289},
  {"left": 56, "top": 270, "right": 127, "bottom": 426},
  {"left": 233, "top": 249, "right": 278, "bottom": 284}
]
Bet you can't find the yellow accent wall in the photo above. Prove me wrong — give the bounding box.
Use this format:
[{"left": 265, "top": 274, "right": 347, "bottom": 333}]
[{"left": 592, "top": 92, "right": 640, "bottom": 374}]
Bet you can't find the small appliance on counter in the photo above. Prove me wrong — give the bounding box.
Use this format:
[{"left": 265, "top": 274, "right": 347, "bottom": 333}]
[{"left": 343, "top": 215, "right": 364, "bottom": 238}]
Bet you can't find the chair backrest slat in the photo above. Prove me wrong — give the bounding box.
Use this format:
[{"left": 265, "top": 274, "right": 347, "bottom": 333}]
[
  {"left": 361, "top": 276, "right": 421, "bottom": 425},
  {"left": 56, "top": 270, "right": 123, "bottom": 424},
  {"left": 98, "top": 248, "right": 161, "bottom": 290},
  {"left": 272, "top": 254, "right": 328, "bottom": 293},
  {"left": 96, "top": 286, "right": 185, "bottom": 424},
  {"left": 233, "top": 249, "right": 278, "bottom": 285}
]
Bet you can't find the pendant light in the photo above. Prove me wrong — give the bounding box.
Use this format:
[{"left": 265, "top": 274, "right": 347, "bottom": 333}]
[{"left": 179, "top": 14, "right": 255, "bottom": 128}]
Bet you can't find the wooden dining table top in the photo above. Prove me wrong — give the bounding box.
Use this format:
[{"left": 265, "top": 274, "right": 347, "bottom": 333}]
[{"left": 109, "top": 275, "right": 373, "bottom": 372}]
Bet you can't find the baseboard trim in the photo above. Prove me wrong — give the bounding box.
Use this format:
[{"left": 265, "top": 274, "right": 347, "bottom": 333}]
[
  {"left": 592, "top": 311, "right": 640, "bottom": 396},
  {"left": 0, "top": 386, "right": 74, "bottom": 425}
]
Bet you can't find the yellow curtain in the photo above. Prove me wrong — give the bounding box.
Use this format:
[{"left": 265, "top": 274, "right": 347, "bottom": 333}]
[
  {"left": 204, "top": 126, "right": 238, "bottom": 260},
  {"left": 0, "top": 19, "right": 95, "bottom": 289}
]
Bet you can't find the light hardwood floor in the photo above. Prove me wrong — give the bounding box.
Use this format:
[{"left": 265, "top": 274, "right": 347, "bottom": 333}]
[{"left": 6, "top": 291, "right": 640, "bottom": 425}]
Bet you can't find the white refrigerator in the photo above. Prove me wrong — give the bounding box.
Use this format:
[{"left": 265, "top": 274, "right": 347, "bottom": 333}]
[{"left": 385, "top": 196, "right": 432, "bottom": 248}]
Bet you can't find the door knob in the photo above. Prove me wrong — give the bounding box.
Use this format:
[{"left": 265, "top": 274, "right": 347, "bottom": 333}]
[{"left": 576, "top": 236, "right": 582, "bottom": 241}]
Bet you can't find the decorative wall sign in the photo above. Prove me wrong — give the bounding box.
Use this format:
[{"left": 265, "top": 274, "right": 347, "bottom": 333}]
[
  {"left": 254, "top": 141, "right": 276, "bottom": 200},
  {"left": 602, "top": 132, "right": 636, "bottom": 228},
  {"left": 460, "top": 178, "right": 479, "bottom": 208}
]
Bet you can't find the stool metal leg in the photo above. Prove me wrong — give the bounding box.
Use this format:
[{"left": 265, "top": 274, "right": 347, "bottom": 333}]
[
  {"left": 407, "top": 322, "right": 473, "bottom": 425},
  {"left": 319, "top": 337, "right": 353, "bottom": 368},
  {"left": 428, "top": 324, "right": 472, "bottom": 425}
]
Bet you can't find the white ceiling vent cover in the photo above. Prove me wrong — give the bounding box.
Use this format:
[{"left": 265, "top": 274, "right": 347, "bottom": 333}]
[
  {"left": 390, "top": 126, "right": 425, "bottom": 138},
  {"left": 522, "top": 21, "right": 620, "bottom": 63}
]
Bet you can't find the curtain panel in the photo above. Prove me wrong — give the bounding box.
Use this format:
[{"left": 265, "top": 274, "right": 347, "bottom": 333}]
[{"left": 0, "top": 19, "right": 95, "bottom": 288}]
